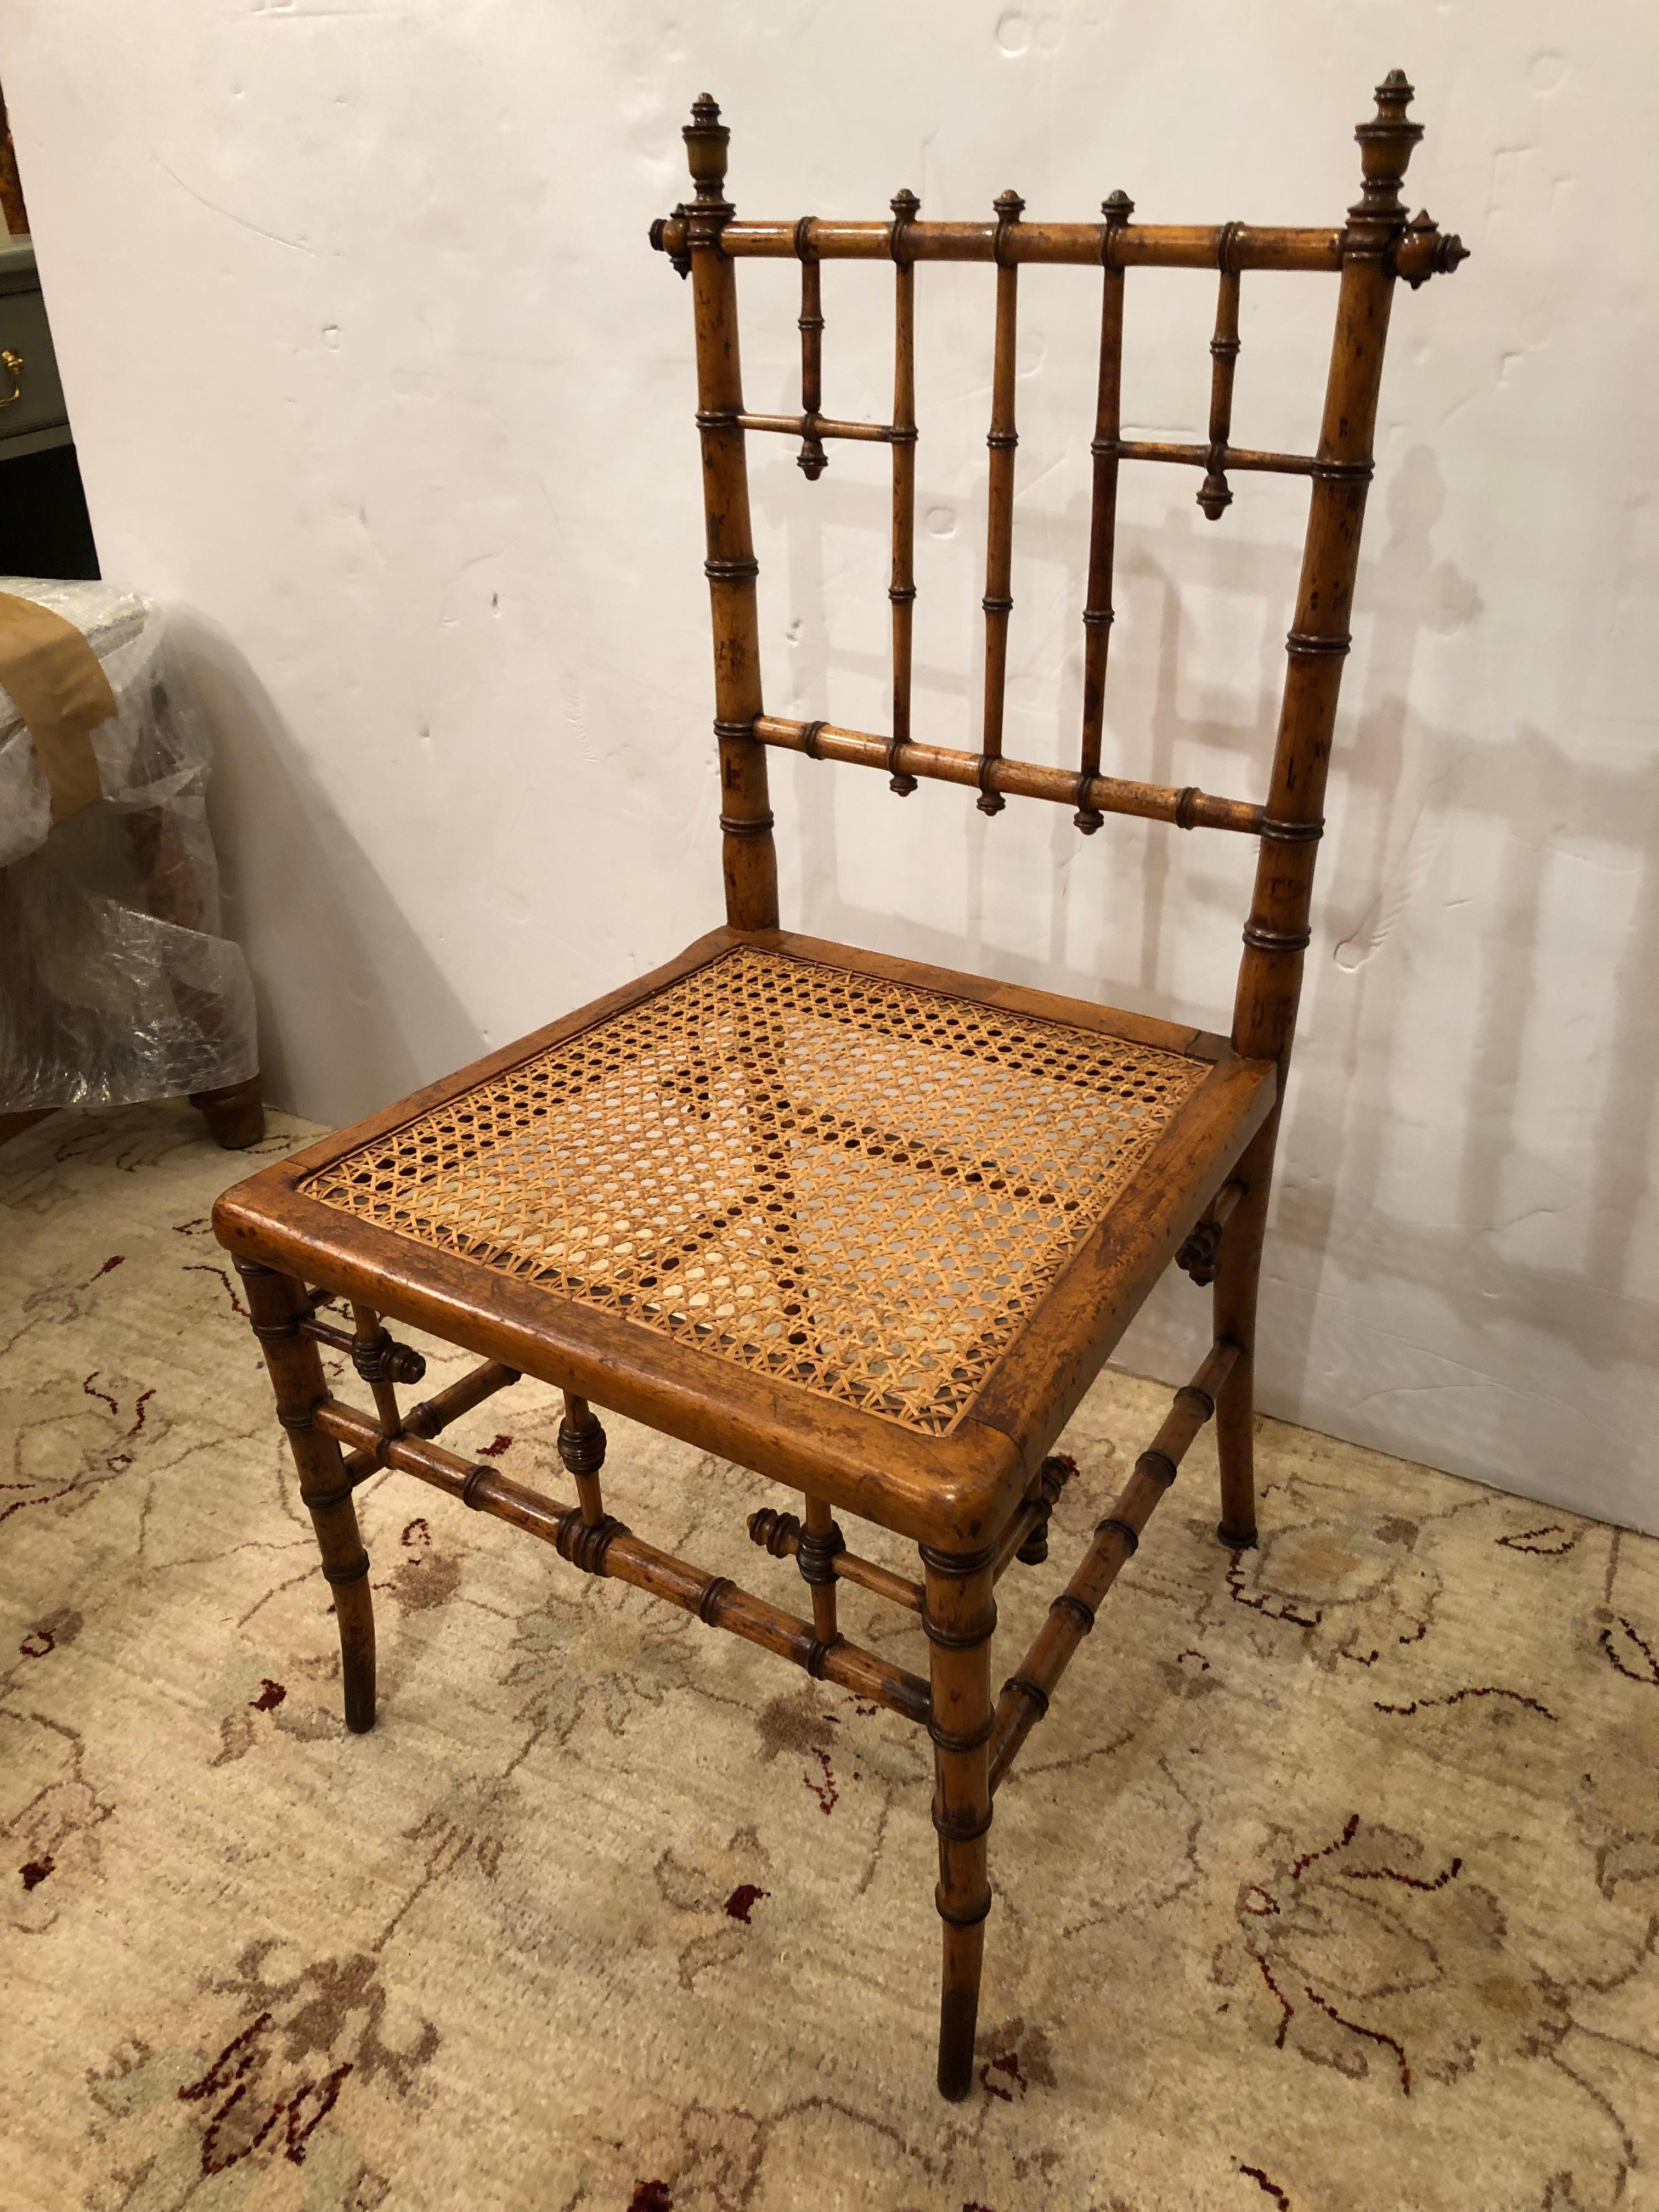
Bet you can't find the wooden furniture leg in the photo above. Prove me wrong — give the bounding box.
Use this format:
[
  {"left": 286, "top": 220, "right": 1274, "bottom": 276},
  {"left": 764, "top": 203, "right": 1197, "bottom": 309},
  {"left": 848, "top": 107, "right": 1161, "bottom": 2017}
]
[
  {"left": 1212, "top": 1115, "right": 1276, "bottom": 1549},
  {"left": 236, "top": 1258, "right": 377, "bottom": 1731},
  {"left": 190, "top": 1074, "right": 266, "bottom": 1150},
  {"left": 923, "top": 1542, "right": 996, "bottom": 2100}
]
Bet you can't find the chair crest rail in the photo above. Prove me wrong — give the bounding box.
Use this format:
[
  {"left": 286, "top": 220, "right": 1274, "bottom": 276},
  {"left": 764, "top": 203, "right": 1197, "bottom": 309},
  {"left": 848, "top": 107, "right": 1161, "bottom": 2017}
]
[
  {"left": 652, "top": 214, "right": 1466, "bottom": 280},
  {"left": 661, "top": 215, "right": 1341, "bottom": 273}
]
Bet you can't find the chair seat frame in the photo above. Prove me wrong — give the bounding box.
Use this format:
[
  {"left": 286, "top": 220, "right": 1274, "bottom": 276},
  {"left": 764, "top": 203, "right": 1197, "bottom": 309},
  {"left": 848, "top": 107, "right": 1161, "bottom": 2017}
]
[{"left": 214, "top": 74, "right": 1464, "bottom": 2100}]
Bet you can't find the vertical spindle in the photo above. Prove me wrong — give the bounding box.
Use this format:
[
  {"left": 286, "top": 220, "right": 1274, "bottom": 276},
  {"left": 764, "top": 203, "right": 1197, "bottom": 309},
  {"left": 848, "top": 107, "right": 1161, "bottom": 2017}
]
[
  {"left": 1198, "top": 225, "right": 1242, "bottom": 520},
  {"left": 1075, "top": 189, "right": 1133, "bottom": 833},
  {"left": 977, "top": 188, "right": 1024, "bottom": 815},
  {"left": 795, "top": 218, "right": 827, "bottom": 481},
  {"left": 348, "top": 1301, "right": 404, "bottom": 1437},
  {"left": 888, "top": 188, "right": 920, "bottom": 794},
  {"left": 798, "top": 1493, "right": 843, "bottom": 1645}
]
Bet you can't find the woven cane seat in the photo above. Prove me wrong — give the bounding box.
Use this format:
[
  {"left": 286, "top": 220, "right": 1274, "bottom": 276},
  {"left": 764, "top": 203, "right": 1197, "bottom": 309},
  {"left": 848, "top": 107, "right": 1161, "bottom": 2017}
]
[{"left": 298, "top": 944, "right": 1214, "bottom": 1437}]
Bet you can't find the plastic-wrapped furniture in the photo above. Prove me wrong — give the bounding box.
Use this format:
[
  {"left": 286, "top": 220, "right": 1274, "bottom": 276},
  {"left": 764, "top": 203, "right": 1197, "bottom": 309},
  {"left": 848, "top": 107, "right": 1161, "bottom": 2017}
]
[
  {"left": 0, "top": 578, "right": 262, "bottom": 1147},
  {"left": 212, "top": 76, "right": 1465, "bottom": 2096}
]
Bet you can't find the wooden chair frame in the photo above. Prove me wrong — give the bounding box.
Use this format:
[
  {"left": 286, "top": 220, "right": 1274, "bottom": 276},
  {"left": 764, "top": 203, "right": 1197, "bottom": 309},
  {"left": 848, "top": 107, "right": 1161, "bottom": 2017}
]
[{"left": 213, "top": 74, "right": 1465, "bottom": 2099}]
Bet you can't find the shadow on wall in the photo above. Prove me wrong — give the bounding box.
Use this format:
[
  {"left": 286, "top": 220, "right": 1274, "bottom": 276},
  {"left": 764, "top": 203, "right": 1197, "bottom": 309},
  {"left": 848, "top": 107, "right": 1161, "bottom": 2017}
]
[
  {"left": 172, "top": 613, "right": 485, "bottom": 1130},
  {"left": 1280, "top": 450, "right": 1659, "bottom": 1389},
  {"left": 764, "top": 417, "right": 1659, "bottom": 1518}
]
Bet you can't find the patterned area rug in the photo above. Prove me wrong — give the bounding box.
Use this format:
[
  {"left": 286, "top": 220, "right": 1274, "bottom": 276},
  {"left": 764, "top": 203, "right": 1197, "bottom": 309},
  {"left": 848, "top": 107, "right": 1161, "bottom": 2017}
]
[{"left": 3, "top": 1103, "right": 1657, "bottom": 2212}]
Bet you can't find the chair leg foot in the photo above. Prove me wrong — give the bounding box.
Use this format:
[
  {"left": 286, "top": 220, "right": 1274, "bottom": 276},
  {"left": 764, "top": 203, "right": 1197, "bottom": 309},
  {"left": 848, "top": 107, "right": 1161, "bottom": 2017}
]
[
  {"left": 937, "top": 1917, "right": 986, "bottom": 2099},
  {"left": 335, "top": 1570, "right": 379, "bottom": 1733},
  {"left": 235, "top": 1257, "right": 379, "bottom": 1735},
  {"left": 1213, "top": 1118, "right": 1274, "bottom": 1555}
]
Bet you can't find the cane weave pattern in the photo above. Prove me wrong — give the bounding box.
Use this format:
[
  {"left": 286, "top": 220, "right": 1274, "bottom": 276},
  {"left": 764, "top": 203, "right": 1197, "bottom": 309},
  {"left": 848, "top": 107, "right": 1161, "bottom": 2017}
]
[{"left": 301, "top": 947, "right": 1210, "bottom": 1435}]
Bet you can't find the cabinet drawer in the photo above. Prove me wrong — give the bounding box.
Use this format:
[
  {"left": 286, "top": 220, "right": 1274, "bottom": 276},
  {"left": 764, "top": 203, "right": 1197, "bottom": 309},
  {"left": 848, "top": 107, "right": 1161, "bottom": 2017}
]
[{"left": 0, "top": 284, "right": 69, "bottom": 450}]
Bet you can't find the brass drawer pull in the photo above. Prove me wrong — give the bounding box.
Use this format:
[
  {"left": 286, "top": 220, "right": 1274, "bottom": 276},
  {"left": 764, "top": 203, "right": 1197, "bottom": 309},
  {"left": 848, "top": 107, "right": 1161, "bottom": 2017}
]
[{"left": 0, "top": 348, "right": 22, "bottom": 407}]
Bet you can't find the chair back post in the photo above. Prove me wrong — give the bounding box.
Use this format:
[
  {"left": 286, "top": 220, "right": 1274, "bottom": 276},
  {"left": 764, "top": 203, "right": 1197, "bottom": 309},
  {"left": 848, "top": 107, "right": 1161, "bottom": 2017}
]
[
  {"left": 682, "top": 94, "right": 780, "bottom": 932},
  {"left": 1231, "top": 71, "right": 1425, "bottom": 1072}
]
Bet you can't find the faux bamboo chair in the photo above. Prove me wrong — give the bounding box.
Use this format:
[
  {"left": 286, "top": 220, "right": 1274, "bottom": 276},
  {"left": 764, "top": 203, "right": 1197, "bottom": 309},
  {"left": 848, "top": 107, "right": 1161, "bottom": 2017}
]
[{"left": 213, "top": 74, "right": 1465, "bottom": 2099}]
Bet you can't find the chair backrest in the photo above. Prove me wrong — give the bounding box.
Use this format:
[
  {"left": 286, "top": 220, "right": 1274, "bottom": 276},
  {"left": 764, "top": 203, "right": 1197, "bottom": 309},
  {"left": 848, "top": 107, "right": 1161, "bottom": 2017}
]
[{"left": 650, "top": 74, "right": 1466, "bottom": 1073}]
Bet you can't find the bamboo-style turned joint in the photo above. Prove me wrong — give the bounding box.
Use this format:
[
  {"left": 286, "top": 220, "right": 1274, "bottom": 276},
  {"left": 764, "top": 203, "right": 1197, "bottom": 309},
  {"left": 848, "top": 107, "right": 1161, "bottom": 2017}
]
[
  {"left": 991, "top": 186, "right": 1025, "bottom": 268},
  {"left": 747, "top": 1507, "right": 926, "bottom": 1613},
  {"left": 991, "top": 1453, "right": 1077, "bottom": 1577},
  {"left": 557, "top": 1391, "right": 608, "bottom": 1525},
  {"left": 889, "top": 184, "right": 921, "bottom": 266},
  {"left": 1098, "top": 188, "right": 1135, "bottom": 259},
  {"left": 350, "top": 1322, "right": 426, "bottom": 1390},
  {"left": 1176, "top": 1177, "right": 1248, "bottom": 1285},
  {"left": 299, "top": 1312, "right": 425, "bottom": 1388},
  {"left": 794, "top": 1511, "right": 845, "bottom": 1585},
  {"left": 341, "top": 1356, "right": 520, "bottom": 1485},
  {"left": 348, "top": 1302, "right": 407, "bottom": 1440}
]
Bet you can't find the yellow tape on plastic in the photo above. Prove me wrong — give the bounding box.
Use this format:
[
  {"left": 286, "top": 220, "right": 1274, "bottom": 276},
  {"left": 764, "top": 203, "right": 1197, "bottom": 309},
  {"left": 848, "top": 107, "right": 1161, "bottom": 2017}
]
[{"left": 0, "top": 589, "right": 117, "bottom": 822}]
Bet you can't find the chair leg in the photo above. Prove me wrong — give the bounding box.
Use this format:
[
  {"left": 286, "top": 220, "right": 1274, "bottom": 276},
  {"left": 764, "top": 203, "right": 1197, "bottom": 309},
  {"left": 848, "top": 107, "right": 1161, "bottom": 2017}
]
[
  {"left": 1212, "top": 1116, "right": 1276, "bottom": 1550},
  {"left": 235, "top": 1258, "right": 377, "bottom": 1732},
  {"left": 922, "top": 1542, "right": 996, "bottom": 2100}
]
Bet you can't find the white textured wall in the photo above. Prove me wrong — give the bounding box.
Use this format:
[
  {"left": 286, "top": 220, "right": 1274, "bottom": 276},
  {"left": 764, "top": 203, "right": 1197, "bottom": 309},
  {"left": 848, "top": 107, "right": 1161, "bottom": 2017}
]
[{"left": 5, "top": 3, "right": 1656, "bottom": 1531}]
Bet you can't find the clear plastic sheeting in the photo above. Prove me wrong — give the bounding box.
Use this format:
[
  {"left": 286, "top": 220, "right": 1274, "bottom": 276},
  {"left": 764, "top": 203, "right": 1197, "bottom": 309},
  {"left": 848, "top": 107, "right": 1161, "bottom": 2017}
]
[{"left": 0, "top": 578, "right": 257, "bottom": 1112}]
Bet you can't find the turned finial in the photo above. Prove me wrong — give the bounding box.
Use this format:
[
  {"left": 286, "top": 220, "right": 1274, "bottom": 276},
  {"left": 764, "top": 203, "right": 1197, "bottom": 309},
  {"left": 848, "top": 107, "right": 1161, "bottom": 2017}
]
[
  {"left": 1351, "top": 66, "right": 1424, "bottom": 229},
  {"left": 1373, "top": 67, "right": 1415, "bottom": 122},
  {"left": 1347, "top": 74, "right": 1469, "bottom": 283},
  {"left": 1396, "top": 205, "right": 1470, "bottom": 287},
  {"left": 684, "top": 91, "right": 731, "bottom": 205},
  {"left": 1099, "top": 190, "right": 1135, "bottom": 270}
]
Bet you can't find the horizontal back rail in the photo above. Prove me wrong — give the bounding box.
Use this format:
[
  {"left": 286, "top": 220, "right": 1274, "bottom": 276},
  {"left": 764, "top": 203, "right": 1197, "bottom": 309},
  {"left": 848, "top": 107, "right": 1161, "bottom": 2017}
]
[
  {"left": 753, "top": 713, "right": 1265, "bottom": 836},
  {"left": 654, "top": 215, "right": 1349, "bottom": 270}
]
